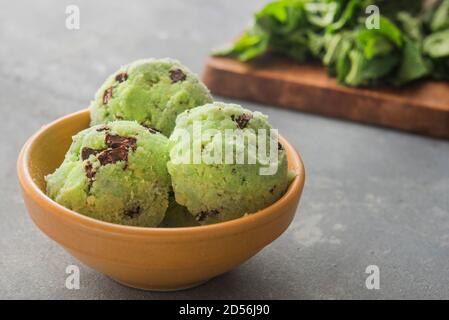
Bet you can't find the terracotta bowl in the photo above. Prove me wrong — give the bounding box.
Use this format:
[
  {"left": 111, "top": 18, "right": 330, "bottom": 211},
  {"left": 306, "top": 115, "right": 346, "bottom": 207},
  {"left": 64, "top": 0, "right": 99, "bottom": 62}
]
[{"left": 17, "top": 109, "right": 305, "bottom": 291}]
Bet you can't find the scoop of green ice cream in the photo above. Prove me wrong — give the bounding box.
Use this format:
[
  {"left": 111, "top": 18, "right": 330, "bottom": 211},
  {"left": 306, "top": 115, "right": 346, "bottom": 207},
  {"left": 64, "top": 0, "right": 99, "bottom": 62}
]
[
  {"left": 167, "top": 102, "right": 291, "bottom": 225},
  {"left": 45, "top": 121, "right": 171, "bottom": 227},
  {"left": 89, "top": 58, "right": 213, "bottom": 136}
]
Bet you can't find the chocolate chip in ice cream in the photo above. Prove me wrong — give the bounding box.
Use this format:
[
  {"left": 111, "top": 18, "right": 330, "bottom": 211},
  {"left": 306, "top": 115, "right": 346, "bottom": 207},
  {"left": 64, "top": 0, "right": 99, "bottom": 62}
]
[
  {"left": 115, "top": 72, "right": 128, "bottom": 83},
  {"left": 95, "top": 134, "right": 138, "bottom": 167},
  {"left": 195, "top": 209, "right": 219, "bottom": 222},
  {"left": 103, "top": 87, "right": 113, "bottom": 105},
  {"left": 169, "top": 69, "right": 186, "bottom": 83},
  {"left": 84, "top": 161, "right": 96, "bottom": 187},
  {"left": 105, "top": 133, "right": 137, "bottom": 151},
  {"left": 278, "top": 142, "right": 283, "bottom": 151},
  {"left": 81, "top": 147, "right": 99, "bottom": 161},
  {"left": 231, "top": 114, "right": 252, "bottom": 129},
  {"left": 98, "top": 146, "right": 129, "bottom": 166}
]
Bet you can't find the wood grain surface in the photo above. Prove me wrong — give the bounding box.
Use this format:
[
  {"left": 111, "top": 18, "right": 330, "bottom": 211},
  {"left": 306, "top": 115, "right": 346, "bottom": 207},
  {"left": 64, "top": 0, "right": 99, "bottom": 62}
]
[{"left": 203, "top": 56, "right": 449, "bottom": 139}]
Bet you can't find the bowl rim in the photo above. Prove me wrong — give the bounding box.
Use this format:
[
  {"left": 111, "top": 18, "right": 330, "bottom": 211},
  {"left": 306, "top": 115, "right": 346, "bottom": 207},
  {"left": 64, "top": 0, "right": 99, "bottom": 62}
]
[{"left": 17, "top": 109, "right": 305, "bottom": 237}]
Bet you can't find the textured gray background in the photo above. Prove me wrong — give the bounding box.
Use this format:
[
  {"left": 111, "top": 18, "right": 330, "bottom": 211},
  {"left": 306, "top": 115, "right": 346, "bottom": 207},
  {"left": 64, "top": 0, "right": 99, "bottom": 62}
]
[{"left": 1, "top": 0, "right": 449, "bottom": 299}]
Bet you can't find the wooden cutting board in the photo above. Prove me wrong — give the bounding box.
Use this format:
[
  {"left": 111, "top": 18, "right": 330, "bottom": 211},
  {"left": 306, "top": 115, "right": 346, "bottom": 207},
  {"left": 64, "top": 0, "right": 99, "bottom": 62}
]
[{"left": 203, "top": 56, "right": 449, "bottom": 139}]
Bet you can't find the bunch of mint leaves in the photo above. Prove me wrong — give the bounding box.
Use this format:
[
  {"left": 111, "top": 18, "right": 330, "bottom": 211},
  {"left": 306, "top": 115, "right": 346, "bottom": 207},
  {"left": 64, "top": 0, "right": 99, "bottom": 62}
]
[{"left": 213, "top": 0, "right": 449, "bottom": 87}]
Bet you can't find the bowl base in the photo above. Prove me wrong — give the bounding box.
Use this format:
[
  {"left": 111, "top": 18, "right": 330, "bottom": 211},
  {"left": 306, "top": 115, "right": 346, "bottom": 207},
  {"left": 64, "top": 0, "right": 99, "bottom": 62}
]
[{"left": 110, "top": 277, "right": 212, "bottom": 292}]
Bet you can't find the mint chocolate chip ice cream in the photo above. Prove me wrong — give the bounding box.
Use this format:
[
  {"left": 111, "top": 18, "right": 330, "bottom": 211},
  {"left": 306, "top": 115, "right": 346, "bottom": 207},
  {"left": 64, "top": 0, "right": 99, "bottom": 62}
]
[
  {"left": 45, "top": 121, "right": 171, "bottom": 227},
  {"left": 167, "top": 102, "right": 292, "bottom": 225},
  {"left": 89, "top": 58, "right": 213, "bottom": 136}
]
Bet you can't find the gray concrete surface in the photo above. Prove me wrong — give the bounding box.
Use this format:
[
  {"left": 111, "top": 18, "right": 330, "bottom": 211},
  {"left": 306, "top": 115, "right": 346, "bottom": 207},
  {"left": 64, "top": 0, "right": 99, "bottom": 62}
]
[{"left": 1, "top": 0, "right": 448, "bottom": 299}]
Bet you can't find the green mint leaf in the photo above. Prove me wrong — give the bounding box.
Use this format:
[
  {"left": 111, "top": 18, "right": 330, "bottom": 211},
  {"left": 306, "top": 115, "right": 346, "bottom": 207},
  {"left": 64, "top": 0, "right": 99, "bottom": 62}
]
[
  {"left": 395, "top": 37, "right": 429, "bottom": 85},
  {"left": 423, "top": 29, "right": 449, "bottom": 59},
  {"left": 431, "top": 0, "right": 449, "bottom": 32}
]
